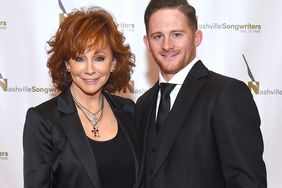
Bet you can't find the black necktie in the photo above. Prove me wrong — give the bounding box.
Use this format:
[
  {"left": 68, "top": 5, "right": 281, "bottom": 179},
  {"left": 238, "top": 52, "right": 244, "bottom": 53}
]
[{"left": 156, "top": 83, "right": 176, "bottom": 132}]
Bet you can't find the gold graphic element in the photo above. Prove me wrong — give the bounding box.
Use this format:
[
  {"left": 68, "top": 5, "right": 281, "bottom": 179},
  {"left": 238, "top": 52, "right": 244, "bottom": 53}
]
[
  {"left": 248, "top": 81, "right": 260, "bottom": 94},
  {"left": 58, "top": 0, "right": 67, "bottom": 23},
  {"left": 0, "top": 21, "right": 7, "bottom": 27},
  {"left": 59, "top": 13, "right": 67, "bottom": 24},
  {"left": 0, "top": 73, "right": 8, "bottom": 91},
  {"left": 0, "top": 152, "right": 8, "bottom": 157}
]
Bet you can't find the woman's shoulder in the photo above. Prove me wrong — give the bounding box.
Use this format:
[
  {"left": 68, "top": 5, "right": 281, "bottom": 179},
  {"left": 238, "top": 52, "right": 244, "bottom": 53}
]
[
  {"left": 32, "top": 96, "right": 58, "bottom": 112},
  {"left": 25, "top": 95, "right": 60, "bottom": 123}
]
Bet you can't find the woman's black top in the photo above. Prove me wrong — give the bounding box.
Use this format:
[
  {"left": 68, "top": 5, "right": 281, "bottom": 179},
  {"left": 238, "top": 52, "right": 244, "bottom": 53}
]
[{"left": 88, "top": 126, "right": 135, "bottom": 188}]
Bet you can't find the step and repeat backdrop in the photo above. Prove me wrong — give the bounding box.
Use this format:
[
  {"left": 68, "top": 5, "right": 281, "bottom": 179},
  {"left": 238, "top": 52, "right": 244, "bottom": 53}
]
[{"left": 1, "top": 0, "right": 281, "bottom": 187}]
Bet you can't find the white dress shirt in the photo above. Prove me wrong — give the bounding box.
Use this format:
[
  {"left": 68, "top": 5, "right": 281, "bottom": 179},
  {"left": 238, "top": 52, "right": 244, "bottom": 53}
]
[{"left": 156, "top": 58, "right": 199, "bottom": 118}]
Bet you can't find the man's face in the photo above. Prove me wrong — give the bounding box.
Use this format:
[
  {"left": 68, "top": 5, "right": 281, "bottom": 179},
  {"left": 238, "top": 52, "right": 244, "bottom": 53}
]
[{"left": 144, "top": 8, "right": 202, "bottom": 81}]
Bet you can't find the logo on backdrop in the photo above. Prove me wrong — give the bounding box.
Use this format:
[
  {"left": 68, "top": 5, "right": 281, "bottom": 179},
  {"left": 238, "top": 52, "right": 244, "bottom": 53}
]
[
  {"left": 242, "top": 54, "right": 260, "bottom": 94},
  {"left": 0, "top": 151, "right": 8, "bottom": 160},
  {"left": 0, "top": 73, "right": 60, "bottom": 94},
  {"left": 199, "top": 22, "right": 262, "bottom": 34},
  {"left": 58, "top": 0, "right": 67, "bottom": 23},
  {"left": 0, "top": 20, "right": 7, "bottom": 29},
  {"left": 0, "top": 73, "right": 8, "bottom": 91},
  {"left": 242, "top": 54, "right": 282, "bottom": 95},
  {"left": 117, "top": 22, "right": 135, "bottom": 33}
]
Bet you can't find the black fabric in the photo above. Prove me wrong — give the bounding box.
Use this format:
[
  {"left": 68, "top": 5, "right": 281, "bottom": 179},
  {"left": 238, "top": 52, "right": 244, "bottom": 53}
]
[
  {"left": 88, "top": 127, "right": 135, "bottom": 188},
  {"left": 136, "top": 61, "right": 266, "bottom": 188},
  {"left": 156, "top": 83, "right": 176, "bottom": 132},
  {"left": 144, "top": 120, "right": 161, "bottom": 188},
  {"left": 144, "top": 83, "right": 176, "bottom": 187},
  {"left": 23, "top": 88, "right": 139, "bottom": 188}
]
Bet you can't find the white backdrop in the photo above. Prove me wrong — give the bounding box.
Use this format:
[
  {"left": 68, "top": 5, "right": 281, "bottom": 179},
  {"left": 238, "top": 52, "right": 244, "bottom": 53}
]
[{"left": 1, "top": 0, "right": 281, "bottom": 187}]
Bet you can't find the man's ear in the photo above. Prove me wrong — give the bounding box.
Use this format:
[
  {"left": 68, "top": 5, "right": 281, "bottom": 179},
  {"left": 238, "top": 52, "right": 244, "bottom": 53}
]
[
  {"left": 143, "top": 35, "right": 150, "bottom": 51},
  {"left": 194, "top": 30, "right": 203, "bottom": 47}
]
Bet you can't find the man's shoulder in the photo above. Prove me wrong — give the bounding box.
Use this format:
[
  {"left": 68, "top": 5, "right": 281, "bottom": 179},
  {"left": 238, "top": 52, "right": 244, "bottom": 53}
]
[
  {"left": 208, "top": 70, "right": 245, "bottom": 85},
  {"left": 205, "top": 70, "right": 250, "bottom": 95}
]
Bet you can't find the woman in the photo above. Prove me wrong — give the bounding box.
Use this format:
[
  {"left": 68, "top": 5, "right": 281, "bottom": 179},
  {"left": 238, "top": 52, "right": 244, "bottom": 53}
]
[{"left": 23, "top": 7, "right": 137, "bottom": 188}]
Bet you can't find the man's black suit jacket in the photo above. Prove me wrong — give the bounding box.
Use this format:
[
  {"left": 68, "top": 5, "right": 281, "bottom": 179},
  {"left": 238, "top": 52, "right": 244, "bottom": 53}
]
[
  {"left": 23, "top": 88, "right": 139, "bottom": 188},
  {"left": 136, "top": 61, "right": 266, "bottom": 188}
]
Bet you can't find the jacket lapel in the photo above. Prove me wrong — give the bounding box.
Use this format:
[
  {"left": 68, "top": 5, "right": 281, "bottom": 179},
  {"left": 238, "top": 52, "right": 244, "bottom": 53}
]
[
  {"left": 151, "top": 61, "right": 209, "bottom": 179},
  {"left": 57, "top": 88, "right": 102, "bottom": 188}
]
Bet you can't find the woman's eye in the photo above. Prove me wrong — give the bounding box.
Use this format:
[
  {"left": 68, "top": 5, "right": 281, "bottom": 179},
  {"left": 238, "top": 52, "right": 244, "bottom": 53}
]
[
  {"left": 95, "top": 56, "right": 105, "bottom": 62},
  {"left": 74, "top": 56, "right": 83, "bottom": 62}
]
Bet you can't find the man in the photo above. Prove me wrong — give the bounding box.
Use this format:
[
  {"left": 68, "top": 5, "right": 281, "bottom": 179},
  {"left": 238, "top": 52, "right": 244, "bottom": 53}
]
[{"left": 135, "top": 0, "right": 267, "bottom": 187}]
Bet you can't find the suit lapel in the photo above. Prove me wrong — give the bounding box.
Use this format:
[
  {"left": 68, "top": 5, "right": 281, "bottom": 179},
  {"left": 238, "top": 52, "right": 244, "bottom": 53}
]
[
  {"left": 151, "top": 61, "right": 209, "bottom": 179},
  {"left": 57, "top": 88, "right": 102, "bottom": 188}
]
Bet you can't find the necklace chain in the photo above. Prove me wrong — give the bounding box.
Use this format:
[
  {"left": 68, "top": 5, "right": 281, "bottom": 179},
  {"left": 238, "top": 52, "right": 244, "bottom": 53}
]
[
  {"left": 73, "top": 97, "right": 103, "bottom": 116},
  {"left": 73, "top": 96, "right": 104, "bottom": 137}
]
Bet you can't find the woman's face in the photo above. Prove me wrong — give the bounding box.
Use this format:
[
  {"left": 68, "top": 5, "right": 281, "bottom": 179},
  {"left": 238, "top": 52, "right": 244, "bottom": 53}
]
[{"left": 65, "top": 45, "right": 116, "bottom": 96}]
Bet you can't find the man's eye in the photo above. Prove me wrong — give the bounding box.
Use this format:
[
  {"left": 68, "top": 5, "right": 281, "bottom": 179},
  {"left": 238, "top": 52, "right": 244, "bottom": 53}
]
[
  {"left": 172, "top": 32, "right": 182, "bottom": 38},
  {"left": 152, "top": 34, "right": 162, "bottom": 40}
]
